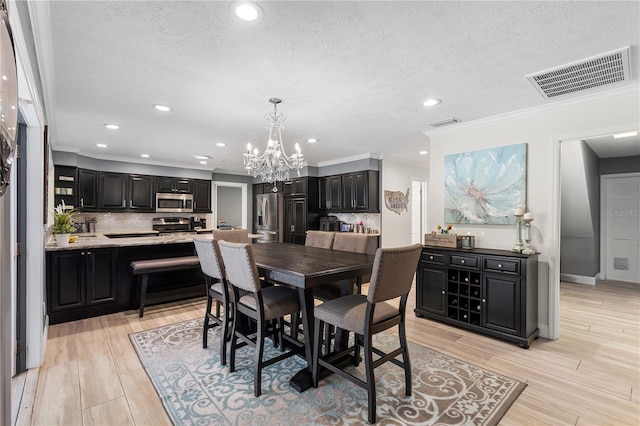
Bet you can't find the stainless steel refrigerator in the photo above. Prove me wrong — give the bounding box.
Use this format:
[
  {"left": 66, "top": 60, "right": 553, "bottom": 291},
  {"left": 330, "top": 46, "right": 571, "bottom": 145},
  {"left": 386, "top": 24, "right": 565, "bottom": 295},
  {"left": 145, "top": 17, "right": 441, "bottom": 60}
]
[{"left": 255, "top": 192, "right": 283, "bottom": 242}]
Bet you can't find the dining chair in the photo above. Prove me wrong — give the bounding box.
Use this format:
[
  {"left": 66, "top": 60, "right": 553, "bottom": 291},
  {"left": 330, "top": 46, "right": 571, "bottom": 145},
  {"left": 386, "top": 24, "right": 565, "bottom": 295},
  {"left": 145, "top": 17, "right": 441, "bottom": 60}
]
[
  {"left": 218, "top": 240, "right": 304, "bottom": 397},
  {"left": 193, "top": 238, "right": 235, "bottom": 365},
  {"left": 312, "top": 243, "right": 422, "bottom": 424},
  {"left": 212, "top": 228, "right": 250, "bottom": 243},
  {"left": 304, "top": 230, "right": 335, "bottom": 249}
]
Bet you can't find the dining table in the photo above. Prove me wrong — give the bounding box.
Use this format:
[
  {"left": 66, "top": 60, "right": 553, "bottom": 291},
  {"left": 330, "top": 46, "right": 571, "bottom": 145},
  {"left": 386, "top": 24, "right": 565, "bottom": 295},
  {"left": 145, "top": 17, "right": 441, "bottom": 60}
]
[{"left": 248, "top": 242, "right": 376, "bottom": 392}]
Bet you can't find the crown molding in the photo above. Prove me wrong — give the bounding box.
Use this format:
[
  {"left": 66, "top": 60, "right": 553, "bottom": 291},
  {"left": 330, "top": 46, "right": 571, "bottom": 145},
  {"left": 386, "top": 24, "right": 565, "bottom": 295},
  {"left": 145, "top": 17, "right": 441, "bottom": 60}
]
[
  {"left": 310, "top": 152, "right": 382, "bottom": 168},
  {"left": 423, "top": 84, "right": 640, "bottom": 137}
]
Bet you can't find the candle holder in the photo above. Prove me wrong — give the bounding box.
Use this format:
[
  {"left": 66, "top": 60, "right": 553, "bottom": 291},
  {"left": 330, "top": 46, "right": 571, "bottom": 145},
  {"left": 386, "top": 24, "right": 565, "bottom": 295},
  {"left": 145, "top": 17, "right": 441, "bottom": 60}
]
[
  {"left": 522, "top": 216, "right": 535, "bottom": 254},
  {"left": 512, "top": 211, "right": 524, "bottom": 253}
]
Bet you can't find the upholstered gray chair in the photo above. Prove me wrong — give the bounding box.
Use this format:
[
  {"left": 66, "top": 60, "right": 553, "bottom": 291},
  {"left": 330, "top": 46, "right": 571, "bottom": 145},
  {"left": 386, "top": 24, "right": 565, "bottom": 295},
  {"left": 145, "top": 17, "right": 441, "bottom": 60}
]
[
  {"left": 312, "top": 243, "right": 422, "bottom": 424},
  {"left": 218, "top": 240, "right": 304, "bottom": 397},
  {"left": 212, "top": 228, "right": 250, "bottom": 243},
  {"left": 193, "top": 238, "right": 234, "bottom": 364},
  {"left": 305, "top": 230, "right": 335, "bottom": 249}
]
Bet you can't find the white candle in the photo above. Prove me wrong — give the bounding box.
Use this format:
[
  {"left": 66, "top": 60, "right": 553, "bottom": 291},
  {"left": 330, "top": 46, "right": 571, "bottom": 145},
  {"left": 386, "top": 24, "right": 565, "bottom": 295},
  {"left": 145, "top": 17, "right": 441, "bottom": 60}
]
[
  {"left": 523, "top": 212, "right": 533, "bottom": 220},
  {"left": 513, "top": 208, "right": 523, "bottom": 216}
]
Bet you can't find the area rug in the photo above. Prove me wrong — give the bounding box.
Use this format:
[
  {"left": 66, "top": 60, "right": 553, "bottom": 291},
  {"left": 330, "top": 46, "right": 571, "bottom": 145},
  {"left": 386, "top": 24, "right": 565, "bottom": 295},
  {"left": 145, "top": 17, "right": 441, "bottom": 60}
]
[{"left": 129, "top": 318, "right": 525, "bottom": 425}]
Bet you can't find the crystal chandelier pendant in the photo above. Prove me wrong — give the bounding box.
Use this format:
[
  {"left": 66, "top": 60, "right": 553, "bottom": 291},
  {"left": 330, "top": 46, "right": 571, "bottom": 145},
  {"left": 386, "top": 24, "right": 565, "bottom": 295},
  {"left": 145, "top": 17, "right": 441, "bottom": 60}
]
[{"left": 243, "top": 98, "right": 304, "bottom": 190}]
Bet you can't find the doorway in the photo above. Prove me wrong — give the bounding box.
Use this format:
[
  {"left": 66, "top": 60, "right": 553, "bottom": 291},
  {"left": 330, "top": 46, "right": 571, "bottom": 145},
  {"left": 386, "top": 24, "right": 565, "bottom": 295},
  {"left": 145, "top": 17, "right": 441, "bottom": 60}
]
[{"left": 211, "top": 182, "right": 248, "bottom": 230}]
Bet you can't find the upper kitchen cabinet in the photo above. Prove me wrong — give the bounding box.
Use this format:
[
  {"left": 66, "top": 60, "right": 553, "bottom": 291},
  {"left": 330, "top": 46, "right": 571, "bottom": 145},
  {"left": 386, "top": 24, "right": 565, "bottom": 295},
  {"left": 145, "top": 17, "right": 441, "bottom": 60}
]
[
  {"left": 339, "top": 170, "right": 379, "bottom": 212},
  {"left": 282, "top": 177, "right": 308, "bottom": 197},
  {"left": 157, "top": 176, "right": 192, "bottom": 193},
  {"left": 319, "top": 175, "right": 343, "bottom": 211},
  {"left": 128, "top": 174, "right": 156, "bottom": 211},
  {"left": 98, "top": 172, "right": 128, "bottom": 210},
  {"left": 192, "top": 179, "right": 212, "bottom": 213},
  {"left": 77, "top": 169, "right": 97, "bottom": 211}
]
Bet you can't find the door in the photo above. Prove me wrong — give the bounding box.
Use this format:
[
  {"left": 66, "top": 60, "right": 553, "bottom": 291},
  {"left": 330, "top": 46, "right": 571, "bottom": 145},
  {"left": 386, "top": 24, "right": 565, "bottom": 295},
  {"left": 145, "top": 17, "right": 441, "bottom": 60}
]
[
  {"left": 86, "top": 249, "right": 118, "bottom": 305},
  {"left": 77, "top": 169, "right": 97, "bottom": 210},
  {"left": 482, "top": 275, "right": 520, "bottom": 335},
  {"left": 603, "top": 174, "right": 640, "bottom": 283},
  {"left": 128, "top": 174, "right": 155, "bottom": 210},
  {"left": 49, "top": 251, "right": 85, "bottom": 311},
  {"left": 416, "top": 262, "right": 446, "bottom": 315},
  {"left": 192, "top": 179, "right": 211, "bottom": 213},
  {"left": 98, "top": 172, "right": 127, "bottom": 210}
]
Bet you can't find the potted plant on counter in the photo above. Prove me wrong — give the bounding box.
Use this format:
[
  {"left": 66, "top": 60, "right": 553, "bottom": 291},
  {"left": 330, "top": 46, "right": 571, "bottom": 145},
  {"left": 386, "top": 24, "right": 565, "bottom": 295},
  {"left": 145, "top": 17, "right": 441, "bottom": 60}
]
[{"left": 52, "top": 202, "right": 76, "bottom": 247}]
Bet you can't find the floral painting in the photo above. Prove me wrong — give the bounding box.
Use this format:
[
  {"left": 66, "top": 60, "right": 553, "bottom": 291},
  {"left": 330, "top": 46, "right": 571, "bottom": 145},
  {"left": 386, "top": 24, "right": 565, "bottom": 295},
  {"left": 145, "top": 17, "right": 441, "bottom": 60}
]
[{"left": 444, "top": 143, "right": 526, "bottom": 224}]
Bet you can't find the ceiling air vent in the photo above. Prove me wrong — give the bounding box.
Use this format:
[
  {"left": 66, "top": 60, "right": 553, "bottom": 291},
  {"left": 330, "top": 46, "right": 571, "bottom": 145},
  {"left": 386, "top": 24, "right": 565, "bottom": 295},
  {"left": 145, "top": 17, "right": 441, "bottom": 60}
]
[
  {"left": 428, "top": 117, "right": 461, "bottom": 127},
  {"left": 526, "top": 46, "right": 631, "bottom": 99}
]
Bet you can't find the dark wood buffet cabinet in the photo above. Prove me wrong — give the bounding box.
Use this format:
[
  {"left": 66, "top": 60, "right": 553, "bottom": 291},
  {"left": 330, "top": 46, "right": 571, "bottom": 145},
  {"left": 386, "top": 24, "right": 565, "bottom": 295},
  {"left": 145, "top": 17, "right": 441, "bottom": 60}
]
[{"left": 415, "top": 246, "right": 539, "bottom": 348}]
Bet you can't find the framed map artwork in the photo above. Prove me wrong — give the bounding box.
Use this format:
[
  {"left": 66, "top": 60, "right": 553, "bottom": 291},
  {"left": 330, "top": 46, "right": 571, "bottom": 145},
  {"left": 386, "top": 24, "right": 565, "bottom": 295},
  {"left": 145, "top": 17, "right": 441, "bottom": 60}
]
[{"left": 444, "top": 143, "right": 526, "bottom": 224}]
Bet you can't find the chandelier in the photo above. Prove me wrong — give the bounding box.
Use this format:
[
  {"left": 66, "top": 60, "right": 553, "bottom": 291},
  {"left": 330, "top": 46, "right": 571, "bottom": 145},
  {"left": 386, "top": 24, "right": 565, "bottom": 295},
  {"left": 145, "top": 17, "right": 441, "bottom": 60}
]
[{"left": 243, "top": 98, "right": 304, "bottom": 187}]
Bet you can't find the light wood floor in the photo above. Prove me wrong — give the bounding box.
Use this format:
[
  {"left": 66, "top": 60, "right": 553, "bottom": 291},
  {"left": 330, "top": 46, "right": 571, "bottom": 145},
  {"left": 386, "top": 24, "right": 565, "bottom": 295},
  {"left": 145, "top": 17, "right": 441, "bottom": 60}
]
[{"left": 14, "top": 280, "right": 640, "bottom": 425}]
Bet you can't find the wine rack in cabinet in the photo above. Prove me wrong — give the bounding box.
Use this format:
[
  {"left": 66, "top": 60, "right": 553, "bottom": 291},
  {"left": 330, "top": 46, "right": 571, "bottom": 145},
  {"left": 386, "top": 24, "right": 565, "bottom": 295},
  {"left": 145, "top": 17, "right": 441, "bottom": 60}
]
[{"left": 415, "top": 246, "right": 539, "bottom": 348}]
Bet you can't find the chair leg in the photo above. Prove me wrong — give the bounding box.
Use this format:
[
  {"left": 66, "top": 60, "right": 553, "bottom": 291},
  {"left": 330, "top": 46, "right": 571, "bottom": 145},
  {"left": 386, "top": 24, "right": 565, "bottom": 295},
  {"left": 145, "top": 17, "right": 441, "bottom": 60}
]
[
  {"left": 229, "top": 305, "right": 239, "bottom": 373},
  {"left": 353, "top": 334, "right": 361, "bottom": 366},
  {"left": 364, "top": 333, "right": 376, "bottom": 424},
  {"left": 277, "top": 317, "right": 284, "bottom": 351},
  {"left": 203, "top": 294, "right": 213, "bottom": 349},
  {"left": 399, "top": 320, "right": 412, "bottom": 396},
  {"left": 312, "top": 319, "right": 324, "bottom": 388},
  {"left": 219, "top": 300, "right": 229, "bottom": 366},
  {"left": 254, "top": 318, "right": 266, "bottom": 397}
]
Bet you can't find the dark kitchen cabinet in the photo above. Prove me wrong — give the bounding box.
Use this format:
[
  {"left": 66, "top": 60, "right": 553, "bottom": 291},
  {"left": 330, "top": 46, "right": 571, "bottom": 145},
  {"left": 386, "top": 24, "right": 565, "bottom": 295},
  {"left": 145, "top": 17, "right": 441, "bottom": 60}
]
[
  {"left": 128, "top": 174, "right": 155, "bottom": 211},
  {"left": 341, "top": 170, "right": 378, "bottom": 212},
  {"left": 282, "top": 177, "right": 307, "bottom": 197},
  {"left": 415, "top": 247, "right": 538, "bottom": 348},
  {"left": 157, "top": 176, "right": 191, "bottom": 193},
  {"left": 284, "top": 197, "right": 307, "bottom": 244},
  {"left": 48, "top": 248, "right": 118, "bottom": 323},
  {"left": 319, "top": 175, "right": 343, "bottom": 210},
  {"left": 98, "top": 172, "right": 128, "bottom": 210},
  {"left": 192, "top": 179, "right": 212, "bottom": 213},
  {"left": 77, "top": 169, "right": 97, "bottom": 211}
]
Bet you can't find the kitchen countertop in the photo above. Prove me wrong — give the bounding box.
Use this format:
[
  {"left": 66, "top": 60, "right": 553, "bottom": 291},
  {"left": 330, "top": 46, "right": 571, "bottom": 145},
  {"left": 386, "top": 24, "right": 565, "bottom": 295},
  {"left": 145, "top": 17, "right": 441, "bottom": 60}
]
[{"left": 46, "top": 230, "right": 262, "bottom": 251}]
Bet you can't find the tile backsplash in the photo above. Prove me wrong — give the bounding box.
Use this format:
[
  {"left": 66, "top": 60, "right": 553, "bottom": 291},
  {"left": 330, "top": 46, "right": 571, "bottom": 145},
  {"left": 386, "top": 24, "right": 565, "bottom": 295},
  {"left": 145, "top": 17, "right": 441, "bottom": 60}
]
[
  {"left": 330, "top": 213, "right": 380, "bottom": 232},
  {"left": 73, "top": 212, "right": 210, "bottom": 233}
]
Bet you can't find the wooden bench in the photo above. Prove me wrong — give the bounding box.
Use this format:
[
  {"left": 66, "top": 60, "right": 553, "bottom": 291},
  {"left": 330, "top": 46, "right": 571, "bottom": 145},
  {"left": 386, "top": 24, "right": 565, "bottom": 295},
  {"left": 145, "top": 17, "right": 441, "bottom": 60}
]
[{"left": 130, "top": 256, "right": 201, "bottom": 317}]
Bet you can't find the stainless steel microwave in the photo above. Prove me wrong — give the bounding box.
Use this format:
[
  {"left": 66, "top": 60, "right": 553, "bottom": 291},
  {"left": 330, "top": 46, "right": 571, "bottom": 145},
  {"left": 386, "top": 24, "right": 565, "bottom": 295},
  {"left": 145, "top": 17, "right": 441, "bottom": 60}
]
[{"left": 156, "top": 193, "right": 193, "bottom": 213}]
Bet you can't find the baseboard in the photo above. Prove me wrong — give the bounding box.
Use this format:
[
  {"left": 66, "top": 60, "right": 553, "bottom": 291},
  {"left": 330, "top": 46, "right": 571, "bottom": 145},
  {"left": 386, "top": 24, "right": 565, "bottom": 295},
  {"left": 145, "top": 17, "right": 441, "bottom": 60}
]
[
  {"left": 538, "top": 324, "right": 550, "bottom": 340},
  {"left": 560, "top": 273, "right": 596, "bottom": 285}
]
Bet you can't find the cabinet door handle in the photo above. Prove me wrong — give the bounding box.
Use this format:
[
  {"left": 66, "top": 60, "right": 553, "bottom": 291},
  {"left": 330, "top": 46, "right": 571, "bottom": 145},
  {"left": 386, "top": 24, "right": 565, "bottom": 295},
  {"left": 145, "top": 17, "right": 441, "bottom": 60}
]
[
  {"left": 498, "top": 263, "right": 503, "bottom": 268},
  {"left": 482, "top": 298, "right": 486, "bottom": 303},
  {"left": 464, "top": 277, "right": 469, "bottom": 282},
  {"left": 441, "top": 290, "right": 445, "bottom": 294},
  {"left": 81, "top": 251, "right": 85, "bottom": 255},
  {"left": 461, "top": 259, "right": 465, "bottom": 264},
  {"left": 80, "top": 198, "right": 84, "bottom": 207}
]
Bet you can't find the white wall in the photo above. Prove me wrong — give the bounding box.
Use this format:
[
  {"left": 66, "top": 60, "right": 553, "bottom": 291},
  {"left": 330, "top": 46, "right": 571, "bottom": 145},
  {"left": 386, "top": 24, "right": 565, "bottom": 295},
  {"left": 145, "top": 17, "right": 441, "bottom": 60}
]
[
  {"left": 381, "top": 159, "right": 428, "bottom": 248},
  {"left": 426, "top": 86, "right": 640, "bottom": 339}
]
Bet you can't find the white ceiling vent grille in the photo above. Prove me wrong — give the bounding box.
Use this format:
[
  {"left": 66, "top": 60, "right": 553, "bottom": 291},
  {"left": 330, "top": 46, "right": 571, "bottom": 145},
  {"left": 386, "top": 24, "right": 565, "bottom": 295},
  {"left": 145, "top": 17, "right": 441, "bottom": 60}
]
[
  {"left": 429, "top": 117, "right": 461, "bottom": 127},
  {"left": 526, "top": 46, "right": 631, "bottom": 99}
]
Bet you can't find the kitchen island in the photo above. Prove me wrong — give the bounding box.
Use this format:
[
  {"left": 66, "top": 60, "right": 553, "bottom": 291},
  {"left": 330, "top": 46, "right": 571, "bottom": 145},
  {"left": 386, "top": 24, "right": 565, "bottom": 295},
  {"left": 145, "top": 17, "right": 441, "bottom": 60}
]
[{"left": 45, "top": 232, "right": 213, "bottom": 324}]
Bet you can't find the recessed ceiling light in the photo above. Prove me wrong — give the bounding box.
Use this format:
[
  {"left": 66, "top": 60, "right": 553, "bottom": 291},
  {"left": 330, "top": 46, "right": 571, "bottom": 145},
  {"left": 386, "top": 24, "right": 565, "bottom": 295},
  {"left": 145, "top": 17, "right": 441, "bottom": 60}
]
[
  {"left": 200, "top": 161, "right": 207, "bottom": 165},
  {"left": 141, "top": 154, "right": 150, "bottom": 158},
  {"left": 104, "top": 124, "right": 120, "bottom": 130},
  {"left": 419, "top": 150, "right": 429, "bottom": 155},
  {"left": 194, "top": 155, "right": 209, "bottom": 160},
  {"left": 423, "top": 98, "right": 441, "bottom": 107},
  {"left": 153, "top": 104, "right": 171, "bottom": 112},
  {"left": 307, "top": 138, "right": 319, "bottom": 143},
  {"left": 216, "top": 142, "right": 227, "bottom": 147},
  {"left": 235, "top": 2, "right": 259, "bottom": 20},
  {"left": 613, "top": 131, "right": 638, "bottom": 139},
  {"left": 96, "top": 143, "right": 108, "bottom": 148}
]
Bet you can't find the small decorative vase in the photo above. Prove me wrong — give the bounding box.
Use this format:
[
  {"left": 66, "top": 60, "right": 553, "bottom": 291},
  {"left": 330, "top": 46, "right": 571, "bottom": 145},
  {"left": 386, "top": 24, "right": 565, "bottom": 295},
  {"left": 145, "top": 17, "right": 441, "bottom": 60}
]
[{"left": 55, "top": 233, "right": 71, "bottom": 247}]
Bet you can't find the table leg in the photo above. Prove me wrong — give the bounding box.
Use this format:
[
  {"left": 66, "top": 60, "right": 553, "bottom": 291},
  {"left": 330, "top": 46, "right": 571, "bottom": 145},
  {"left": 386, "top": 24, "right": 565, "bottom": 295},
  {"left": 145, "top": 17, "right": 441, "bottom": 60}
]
[{"left": 289, "top": 287, "right": 314, "bottom": 392}]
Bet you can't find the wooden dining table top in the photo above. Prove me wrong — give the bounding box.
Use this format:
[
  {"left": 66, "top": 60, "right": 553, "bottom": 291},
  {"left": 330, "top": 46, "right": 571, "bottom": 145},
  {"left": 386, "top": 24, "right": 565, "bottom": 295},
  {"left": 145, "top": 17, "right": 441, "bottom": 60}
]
[{"left": 249, "top": 242, "right": 376, "bottom": 289}]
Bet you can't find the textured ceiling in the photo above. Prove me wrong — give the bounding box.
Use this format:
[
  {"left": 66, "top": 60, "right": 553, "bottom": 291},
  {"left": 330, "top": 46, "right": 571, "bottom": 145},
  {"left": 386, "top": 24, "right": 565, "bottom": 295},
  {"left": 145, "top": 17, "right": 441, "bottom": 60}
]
[{"left": 33, "top": 1, "right": 640, "bottom": 174}]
